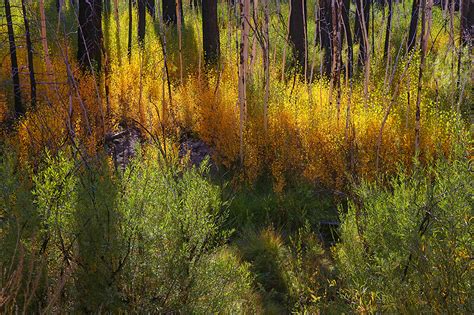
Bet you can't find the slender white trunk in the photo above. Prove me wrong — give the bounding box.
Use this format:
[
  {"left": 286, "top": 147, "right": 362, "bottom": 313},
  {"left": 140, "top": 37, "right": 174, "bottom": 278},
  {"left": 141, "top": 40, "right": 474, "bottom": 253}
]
[
  {"left": 238, "top": 0, "right": 250, "bottom": 165},
  {"left": 39, "top": 0, "right": 53, "bottom": 79},
  {"left": 113, "top": 0, "right": 122, "bottom": 66},
  {"left": 263, "top": 0, "right": 270, "bottom": 132}
]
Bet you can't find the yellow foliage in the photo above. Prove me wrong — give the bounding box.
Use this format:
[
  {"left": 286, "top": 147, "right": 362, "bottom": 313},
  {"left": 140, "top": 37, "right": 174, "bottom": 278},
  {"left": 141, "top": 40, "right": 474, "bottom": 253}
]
[{"left": 0, "top": 4, "right": 465, "bottom": 193}]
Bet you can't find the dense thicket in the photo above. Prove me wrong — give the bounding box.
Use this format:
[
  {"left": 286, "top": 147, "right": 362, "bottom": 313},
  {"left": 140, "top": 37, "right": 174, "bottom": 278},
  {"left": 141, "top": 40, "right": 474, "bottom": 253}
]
[{"left": 0, "top": 0, "right": 472, "bottom": 312}]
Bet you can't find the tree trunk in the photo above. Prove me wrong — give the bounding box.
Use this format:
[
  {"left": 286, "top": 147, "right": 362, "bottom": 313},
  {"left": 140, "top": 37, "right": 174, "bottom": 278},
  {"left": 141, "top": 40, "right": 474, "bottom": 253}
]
[
  {"left": 415, "top": 0, "right": 432, "bottom": 153},
  {"left": 202, "top": 0, "right": 220, "bottom": 64},
  {"left": 163, "top": 0, "right": 182, "bottom": 25},
  {"left": 289, "top": 0, "right": 307, "bottom": 74},
  {"left": 138, "top": 0, "right": 146, "bottom": 45},
  {"left": 104, "top": 0, "right": 111, "bottom": 15},
  {"left": 331, "top": 0, "right": 343, "bottom": 116},
  {"left": 342, "top": 0, "right": 353, "bottom": 78},
  {"left": 39, "top": 0, "right": 53, "bottom": 80},
  {"left": 239, "top": 0, "right": 250, "bottom": 165},
  {"left": 356, "top": 0, "right": 370, "bottom": 67},
  {"left": 128, "top": 0, "right": 133, "bottom": 59},
  {"left": 21, "top": 0, "right": 36, "bottom": 108},
  {"left": 4, "top": 0, "right": 23, "bottom": 116},
  {"left": 113, "top": 0, "right": 122, "bottom": 65},
  {"left": 320, "top": 0, "right": 332, "bottom": 76},
  {"left": 147, "top": 0, "right": 156, "bottom": 18},
  {"left": 263, "top": 0, "right": 270, "bottom": 131},
  {"left": 176, "top": 0, "right": 183, "bottom": 82},
  {"left": 78, "top": 0, "right": 103, "bottom": 71},
  {"left": 460, "top": 0, "right": 473, "bottom": 46},
  {"left": 408, "top": 0, "right": 420, "bottom": 52},
  {"left": 383, "top": 0, "right": 392, "bottom": 60}
]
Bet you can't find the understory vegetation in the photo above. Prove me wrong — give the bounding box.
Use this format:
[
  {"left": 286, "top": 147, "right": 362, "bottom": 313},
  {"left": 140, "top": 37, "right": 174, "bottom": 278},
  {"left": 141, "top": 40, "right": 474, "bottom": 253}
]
[{"left": 1, "top": 0, "right": 472, "bottom": 313}]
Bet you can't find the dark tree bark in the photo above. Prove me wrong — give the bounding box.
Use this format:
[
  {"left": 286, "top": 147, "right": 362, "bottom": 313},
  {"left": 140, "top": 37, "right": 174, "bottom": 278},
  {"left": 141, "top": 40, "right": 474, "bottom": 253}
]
[
  {"left": 128, "top": 0, "right": 133, "bottom": 58},
  {"left": 4, "top": 0, "right": 23, "bottom": 115},
  {"left": 289, "top": 0, "right": 307, "bottom": 73},
  {"left": 163, "top": 0, "right": 183, "bottom": 25},
  {"left": 104, "top": 0, "right": 111, "bottom": 15},
  {"left": 146, "top": 0, "right": 156, "bottom": 18},
  {"left": 138, "top": 0, "right": 146, "bottom": 45},
  {"left": 408, "top": 0, "right": 420, "bottom": 51},
  {"left": 383, "top": 0, "right": 393, "bottom": 60},
  {"left": 342, "top": 0, "right": 353, "bottom": 78},
  {"left": 202, "top": 0, "right": 220, "bottom": 64},
  {"left": 460, "top": 0, "right": 473, "bottom": 46},
  {"left": 21, "top": 0, "right": 36, "bottom": 108},
  {"left": 77, "top": 0, "right": 103, "bottom": 71},
  {"left": 355, "top": 0, "right": 370, "bottom": 66},
  {"left": 320, "top": 0, "right": 332, "bottom": 75}
]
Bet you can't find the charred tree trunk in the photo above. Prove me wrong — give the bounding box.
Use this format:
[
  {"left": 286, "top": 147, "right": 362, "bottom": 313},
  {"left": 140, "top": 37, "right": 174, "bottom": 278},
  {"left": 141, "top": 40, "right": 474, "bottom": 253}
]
[
  {"left": 163, "top": 0, "right": 176, "bottom": 24},
  {"left": 408, "top": 0, "right": 420, "bottom": 52},
  {"left": 460, "top": 0, "right": 473, "bottom": 46},
  {"left": 202, "top": 0, "right": 220, "bottom": 64},
  {"left": 383, "top": 0, "right": 392, "bottom": 59},
  {"left": 320, "top": 0, "right": 332, "bottom": 76},
  {"left": 138, "top": 0, "right": 146, "bottom": 45},
  {"left": 78, "top": 0, "right": 103, "bottom": 71},
  {"left": 289, "top": 0, "right": 307, "bottom": 73},
  {"left": 342, "top": 0, "right": 353, "bottom": 78},
  {"left": 146, "top": 0, "right": 156, "bottom": 18},
  {"left": 104, "top": 0, "right": 111, "bottom": 15},
  {"left": 21, "top": 0, "right": 36, "bottom": 108},
  {"left": 4, "top": 0, "right": 23, "bottom": 115}
]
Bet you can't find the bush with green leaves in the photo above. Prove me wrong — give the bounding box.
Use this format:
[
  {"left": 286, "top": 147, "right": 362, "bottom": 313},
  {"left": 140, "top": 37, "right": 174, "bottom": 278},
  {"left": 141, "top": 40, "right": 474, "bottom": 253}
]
[
  {"left": 335, "top": 156, "right": 473, "bottom": 313},
  {"left": 0, "top": 146, "right": 258, "bottom": 313}
]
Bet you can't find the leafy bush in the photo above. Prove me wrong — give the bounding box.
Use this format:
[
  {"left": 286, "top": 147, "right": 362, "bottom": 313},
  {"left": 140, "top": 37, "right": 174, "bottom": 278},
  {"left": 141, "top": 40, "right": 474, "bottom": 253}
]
[
  {"left": 336, "top": 156, "right": 473, "bottom": 313},
  {"left": 0, "top": 146, "right": 259, "bottom": 313}
]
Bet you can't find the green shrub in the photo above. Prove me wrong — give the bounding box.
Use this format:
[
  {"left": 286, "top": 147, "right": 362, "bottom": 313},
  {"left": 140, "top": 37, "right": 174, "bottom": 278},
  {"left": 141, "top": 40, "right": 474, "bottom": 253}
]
[
  {"left": 0, "top": 146, "right": 259, "bottom": 313},
  {"left": 336, "top": 157, "right": 473, "bottom": 313}
]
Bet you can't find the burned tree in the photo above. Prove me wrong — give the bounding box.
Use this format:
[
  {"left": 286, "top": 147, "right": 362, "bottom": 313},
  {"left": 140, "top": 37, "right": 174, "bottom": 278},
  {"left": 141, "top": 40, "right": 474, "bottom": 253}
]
[
  {"left": 383, "top": 0, "right": 393, "bottom": 60},
  {"left": 342, "top": 0, "right": 353, "bottom": 78},
  {"left": 289, "top": 0, "right": 307, "bottom": 73},
  {"left": 4, "top": 0, "right": 23, "bottom": 115},
  {"left": 77, "top": 0, "right": 103, "bottom": 71},
  {"left": 320, "top": 0, "right": 332, "bottom": 76},
  {"left": 408, "top": 0, "right": 420, "bottom": 51},
  {"left": 460, "top": 0, "right": 473, "bottom": 46},
  {"left": 138, "top": 0, "right": 146, "bottom": 45},
  {"left": 163, "top": 0, "right": 183, "bottom": 25},
  {"left": 147, "top": 0, "right": 156, "bottom": 17},
  {"left": 21, "top": 0, "right": 36, "bottom": 108},
  {"left": 202, "top": 0, "right": 220, "bottom": 64}
]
